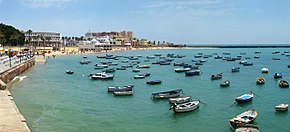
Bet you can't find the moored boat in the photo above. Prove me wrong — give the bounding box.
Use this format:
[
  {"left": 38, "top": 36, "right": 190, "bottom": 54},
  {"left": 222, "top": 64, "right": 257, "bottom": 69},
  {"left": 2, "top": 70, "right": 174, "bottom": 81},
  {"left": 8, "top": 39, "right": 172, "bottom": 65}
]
[
  {"left": 278, "top": 80, "right": 289, "bottom": 88},
  {"left": 232, "top": 67, "right": 240, "bottom": 72},
  {"left": 170, "top": 100, "right": 200, "bottom": 113},
  {"left": 261, "top": 68, "right": 269, "bottom": 73},
  {"left": 235, "top": 92, "right": 254, "bottom": 104},
  {"left": 211, "top": 72, "right": 223, "bottom": 80},
  {"left": 132, "top": 69, "right": 141, "bottom": 72},
  {"left": 256, "top": 77, "right": 265, "bottom": 85},
  {"left": 274, "top": 73, "right": 283, "bottom": 78},
  {"left": 66, "top": 70, "right": 74, "bottom": 74},
  {"left": 137, "top": 64, "right": 150, "bottom": 68},
  {"left": 79, "top": 60, "right": 91, "bottom": 64},
  {"left": 275, "top": 103, "right": 288, "bottom": 111},
  {"left": 229, "top": 109, "right": 258, "bottom": 129},
  {"left": 151, "top": 89, "right": 183, "bottom": 99},
  {"left": 134, "top": 74, "right": 145, "bottom": 79},
  {"left": 235, "top": 124, "right": 259, "bottom": 132},
  {"left": 185, "top": 70, "right": 201, "bottom": 76},
  {"left": 90, "top": 72, "right": 114, "bottom": 80},
  {"left": 169, "top": 96, "right": 192, "bottom": 104},
  {"left": 107, "top": 85, "right": 134, "bottom": 92},
  {"left": 146, "top": 80, "right": 162, "bottom": 84},
  {"left": 113, "top": 91, "right": 133, "bottom": 96},
  {"left": 175, "top": 68, "right": 191, "bottom": 72},
  {"left": 220, "top": 80, "right": 230, "bottom": 87}
]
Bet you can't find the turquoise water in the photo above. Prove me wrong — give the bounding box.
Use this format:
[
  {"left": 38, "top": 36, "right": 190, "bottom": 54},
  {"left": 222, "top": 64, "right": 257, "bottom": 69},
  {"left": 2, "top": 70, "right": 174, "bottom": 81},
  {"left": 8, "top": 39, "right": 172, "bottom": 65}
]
[{"left": 10, "top": 48, "right": 290, "bottom": 132}]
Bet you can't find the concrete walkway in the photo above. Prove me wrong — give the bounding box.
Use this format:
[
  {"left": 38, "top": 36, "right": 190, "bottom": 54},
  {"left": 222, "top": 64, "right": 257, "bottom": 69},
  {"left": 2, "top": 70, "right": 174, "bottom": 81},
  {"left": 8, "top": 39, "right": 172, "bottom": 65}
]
[{"left": 0, "top": 89, "right": 30, "bottom": 132}]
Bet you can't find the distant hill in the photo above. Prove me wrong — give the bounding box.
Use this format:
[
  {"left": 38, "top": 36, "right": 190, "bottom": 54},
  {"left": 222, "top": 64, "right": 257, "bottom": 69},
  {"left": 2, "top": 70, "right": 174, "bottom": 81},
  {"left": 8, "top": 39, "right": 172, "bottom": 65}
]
[{"left": 0, "top": 23, "right": 25, "bottom": 46}]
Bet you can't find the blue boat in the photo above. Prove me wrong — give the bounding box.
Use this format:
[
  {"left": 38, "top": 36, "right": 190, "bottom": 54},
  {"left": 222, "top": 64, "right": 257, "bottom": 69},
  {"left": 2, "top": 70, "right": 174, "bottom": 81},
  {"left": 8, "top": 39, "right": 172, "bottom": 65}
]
[
  {"left": 185, "top": 70, "right": 201, "bottom": 76},
  {"left": 146, "top": 80, "right": 162, "bottom": 84},
  {"left": 235, "top": 92, "right": 254, "bottom": 103},
  {"left": 274, "top": 73, "right": 283, "bottom": 78}
]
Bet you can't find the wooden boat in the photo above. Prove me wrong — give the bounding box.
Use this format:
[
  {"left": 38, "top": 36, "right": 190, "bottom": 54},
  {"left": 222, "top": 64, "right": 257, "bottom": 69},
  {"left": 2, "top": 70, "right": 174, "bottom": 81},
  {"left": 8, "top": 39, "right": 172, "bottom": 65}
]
[
  {"left": 235, "top": 92, "right": 254, "bottom": 103},
  {"left": 175, "top": 68, "right": 191, "bottom": 72},
  {"left": 102, "top": 68, "right": 115, "bottom": 73},
  {"left": 107, "top": 85, "right": 134, "bottom": 92},
  {"left": 170, "top": 100, "right": 200, "bottom": 113},
  {"left": 231, "top": 67, "right": 240, "bottom": 72},
  {"left": 159, "top": 61, "right": 171, "bottom": 65},
  {"left": 152, "top": 89, "right": 183, "bottom": 99},
  {"left": 220, "top": 80, "right": 230, "bottom": 87},
  {"left": 169, "top": 96, "right": 191, "bottom": 104},
  {"left": 261, "top": 68, "right": 269, "bottom": 73},
  {"left": 90, "top": 72, "right": 114, "bottom": 80},
  {"left": 256, "top": 77, "right": 265, "bottom": 85},
  {"left": 278, "top": 80, "right": 289, "bottom": 88},
  {"left": 114, "top": 91, "right": 133, "bottom": 96},
  {"left": 235, "top": 124, "right": 259, "bottom": 132},
  {"left": 116, "top": 67, "right": 126, "bottom": 70},
  {"left": 274, "top": 73, "right": 283, "bottom": 78},
  {"left": 146, "top": 80, "right": 162, "bottom": 84},
  {"left": 185, "top": 70, "right": 201, "bottom": 76},
  {"left": 275, "top": 103, "right": 288, "bottom": 111},
  {"left": 211, "top": 72, "right": 223, "bottom": 80},
  {"left": 66, "top": 70, "right": 74, "bottom": 74},
  {"left": 229, "top": 109, "right": 258, "bottom": 129}
]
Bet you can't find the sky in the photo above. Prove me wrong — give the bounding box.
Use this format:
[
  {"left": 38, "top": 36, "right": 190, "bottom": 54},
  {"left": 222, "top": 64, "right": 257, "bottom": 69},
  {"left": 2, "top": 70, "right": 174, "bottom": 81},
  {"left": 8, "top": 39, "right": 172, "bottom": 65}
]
[{"left": 0, "top": 0, "right": 289, "bottom": 44}]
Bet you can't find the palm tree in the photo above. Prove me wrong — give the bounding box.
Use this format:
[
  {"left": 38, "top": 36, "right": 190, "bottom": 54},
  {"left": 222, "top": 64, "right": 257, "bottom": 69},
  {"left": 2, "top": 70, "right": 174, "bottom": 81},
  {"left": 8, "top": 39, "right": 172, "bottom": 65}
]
[
  {"left": 0, "top": 32, "right": 6, "bottom": 47},
  {"left": 26, "top": 30, "right": 32, "bottom": 45}
]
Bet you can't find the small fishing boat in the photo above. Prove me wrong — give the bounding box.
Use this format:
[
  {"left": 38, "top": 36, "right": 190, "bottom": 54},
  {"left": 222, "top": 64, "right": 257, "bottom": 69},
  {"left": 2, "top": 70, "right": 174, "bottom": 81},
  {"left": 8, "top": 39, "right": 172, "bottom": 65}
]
[
  {"left": 275, "top": 103, "right": 288, "bottom": 111},
  {"left": 261, "top": 68, "right": 269, "bottom": 73},
  {"left": 66, "top": 70, "right": 74, "bottom": 74},
  {"left": 83, "top": 56, "right": 87, "bottom": 58},
  {"left": 239, "top": 60, "right": 247, "bottom": 64},
  {"left": 243, "top": 62, "right": 253, "bottom": 66},
  {"left": 169, "top": 96, "right": 191, "bottom": 104},
  {"left": 256, "top": 77, "right": 265, "bottom": 85},
  {"left": 90, "top": 72, "right": 114, "bottom": 80},
  {"left": 185, "top": 70, "right": 201, "bottom": 76},
  {"left": 137, "top": 64, "right": 150, "bottom": 68},
  {"left": 79, "top": 60, "right": 91, "bottom": 64},
  {"left": 231, "top": 67, "right": 240, "bottom": 72},
  {"left": 151, "top": 89, "right": 183, "bottom": 99},
  {"left": 116, "top": 67, "right": 126, "bottom": 70},
  {"left": 113, "top": 91, "right": 133, "bottom": 96},
  {"left": 159, "top": 61, "right": 171, "bottom": 65},
  {"left": 235, "top": 124, "right": 259, "bottom": 132},
  {"left": 211, "top": 72, "right": 223, "bottom": 80},
  {"left": 229, "top": 109, "right": 258, "bottom": 129},
  {"left": 102, "top": 68, "right": 115, "bottom": 73},
  {"left": 235, "top": 92, "right": 254, "bottom": 103},
  {"left": 132, "top": 69, "right": 141, "bottom": 72},
  {"left": 107, "top": 85, "right": 134, "bottom": 92},
  {"left": 278, "top": 80, "right": 289, "bottom": 88},
  {"left": 134, "top": 74, "right": 145, "bottom": 79},
  {"left": 274, "top": 73, "right": 283, "bottom": 78},
  {"left": 173, "top": 62, "right": 185, "bottom": 66},
  {"left": 272, "top": 58, "right": 280, "bottom": 60},
  {"left": 146, "top": 80, "right": 162, "bottom": 84},
  {"left": 170, "top": 100, "right": 200, "bottom": 113},
  {"left": 175, "top": 68, "right": 191, "bottom": 72},
  {"left": 220, "top": 80, "right": 230, "bottom": 87}
]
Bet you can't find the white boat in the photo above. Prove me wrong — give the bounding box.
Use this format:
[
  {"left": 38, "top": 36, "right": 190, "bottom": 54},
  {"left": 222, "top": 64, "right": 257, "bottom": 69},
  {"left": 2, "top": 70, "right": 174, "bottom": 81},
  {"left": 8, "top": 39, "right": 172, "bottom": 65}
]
[
  {"left": 261, "top": 68, "right": 269, "bottom": 73},
  {"left": 114, "top": 91, "right": 133, "bottom": 96},
  {"left": 275, "top": 103, "right": 288, "bottom": 111},
  {"left": 137, "top": 64, "right": 150, "bottom": 68},
  {"left": 169, "top": 96, "right": 191, "bottom": 104},
  {"left": 134, "top": 74, "right": 145, "bottom": 79},
  {"left": 132, "top": 69, "right": 141, "bottom": 72},
  {"left": 235, "top": 124, "right": 259, "bottom": 132},
  {"left": 175, "top": 68, "right": 191, "bottom": 72},
  {"left": 170, "top": 100, "right": 200, "bottom": 113},
  {"left": 90, "top": 72, "right": 114, "bottom": 79}
]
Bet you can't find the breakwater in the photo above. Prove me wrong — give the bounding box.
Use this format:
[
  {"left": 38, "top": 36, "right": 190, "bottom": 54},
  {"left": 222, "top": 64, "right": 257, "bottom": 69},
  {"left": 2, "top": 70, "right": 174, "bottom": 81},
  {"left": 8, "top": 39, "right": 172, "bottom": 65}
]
[{"left": 0, "top": 57, "right": 35, "bottom": 132}]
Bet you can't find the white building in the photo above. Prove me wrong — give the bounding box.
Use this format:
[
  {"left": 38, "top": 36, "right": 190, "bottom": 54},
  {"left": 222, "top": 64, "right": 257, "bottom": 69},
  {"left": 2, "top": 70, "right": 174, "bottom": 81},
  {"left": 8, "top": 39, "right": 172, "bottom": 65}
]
[{"left": 25, "top": 32, "right": 61, "bottom": 47}]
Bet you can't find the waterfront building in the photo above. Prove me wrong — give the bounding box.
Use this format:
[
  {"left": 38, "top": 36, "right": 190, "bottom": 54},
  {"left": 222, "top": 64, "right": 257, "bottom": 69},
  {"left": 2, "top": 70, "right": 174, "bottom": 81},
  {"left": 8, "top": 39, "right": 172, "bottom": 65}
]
[{"left": 25, "top": 32, "right": 61, "bottom": 47}]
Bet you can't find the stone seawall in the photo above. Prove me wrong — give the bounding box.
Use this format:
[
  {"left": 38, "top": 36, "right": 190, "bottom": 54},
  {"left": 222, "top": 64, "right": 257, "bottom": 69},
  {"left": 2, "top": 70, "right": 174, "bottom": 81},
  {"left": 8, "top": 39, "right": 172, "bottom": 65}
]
[{"left": 0, "top": 58, "right": 35, "bottom": 90}]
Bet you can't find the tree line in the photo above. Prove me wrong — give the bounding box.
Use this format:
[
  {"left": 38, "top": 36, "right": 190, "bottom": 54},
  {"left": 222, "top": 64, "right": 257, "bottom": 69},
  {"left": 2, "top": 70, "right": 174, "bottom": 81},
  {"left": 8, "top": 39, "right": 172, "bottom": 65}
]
[{"left": 0, "top": 23, "right": 25, "bottom": 46}]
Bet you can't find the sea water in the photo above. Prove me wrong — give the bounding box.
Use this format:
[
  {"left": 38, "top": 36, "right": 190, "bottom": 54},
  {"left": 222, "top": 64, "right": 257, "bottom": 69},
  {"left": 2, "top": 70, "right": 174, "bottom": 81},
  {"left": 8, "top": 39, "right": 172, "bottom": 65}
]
[{"left": 10, "top": 48, "right": 290, "bottom": 132}]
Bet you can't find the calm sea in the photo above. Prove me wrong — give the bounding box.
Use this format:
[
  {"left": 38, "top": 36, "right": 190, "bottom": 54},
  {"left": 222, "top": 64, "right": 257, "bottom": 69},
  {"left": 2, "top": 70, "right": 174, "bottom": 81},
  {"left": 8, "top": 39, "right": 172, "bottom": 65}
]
[{"left": 10, "top": 48, "right": 290, "bottom": 132}]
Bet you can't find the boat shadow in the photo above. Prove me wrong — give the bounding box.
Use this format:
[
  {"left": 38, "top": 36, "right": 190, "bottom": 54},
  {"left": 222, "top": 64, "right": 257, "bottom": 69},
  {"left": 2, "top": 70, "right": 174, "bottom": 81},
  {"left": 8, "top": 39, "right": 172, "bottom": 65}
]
[
  {"left": 275, "top": 110, "right": 288, "bottom": 115},
  {"left": 236, "top": 101, "right": 253, "bottom": 107}
]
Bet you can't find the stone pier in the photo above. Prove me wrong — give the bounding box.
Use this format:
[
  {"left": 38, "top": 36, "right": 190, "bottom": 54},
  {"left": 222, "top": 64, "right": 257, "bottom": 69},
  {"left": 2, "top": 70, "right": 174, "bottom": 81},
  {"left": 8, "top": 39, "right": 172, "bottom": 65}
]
[{"left": 0, "top": 58, "right": 35, "bottom": 132}]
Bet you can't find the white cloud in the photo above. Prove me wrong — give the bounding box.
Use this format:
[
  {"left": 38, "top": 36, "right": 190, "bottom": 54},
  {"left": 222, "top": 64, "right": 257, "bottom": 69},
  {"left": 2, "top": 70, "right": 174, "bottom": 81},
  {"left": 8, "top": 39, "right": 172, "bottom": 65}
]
[{"left": 21, "top": 0, "right": 73, "bottom": 8}]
